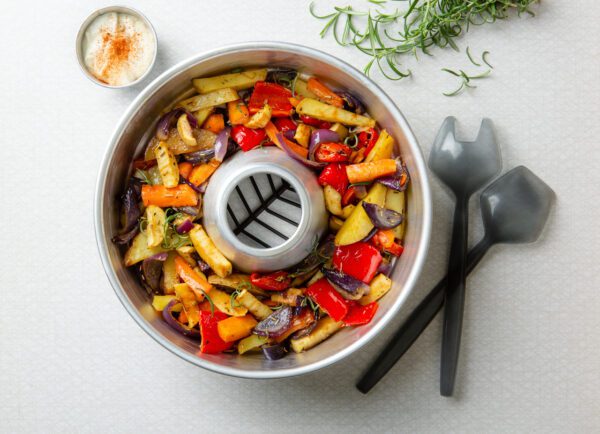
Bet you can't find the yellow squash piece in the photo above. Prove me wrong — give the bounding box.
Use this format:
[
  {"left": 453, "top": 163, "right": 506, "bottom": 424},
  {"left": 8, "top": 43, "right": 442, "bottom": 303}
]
[
  {"left": 176, "top": 114, "right": 197, "bottom": 147},
  {"left": 152, "top": 295, "right": 176, "bottom": 311},
  {"left": 235, "top": 289, "right": 272, "bottom": 320},
  {"left": 385, "top": 188, "right": 406, "bottom": 240},
  {"left": 244, "top": 103, "right": 272, "bottom": 129},
  {"left": 209, "top": 288, "right": 248, "bottom": 317}
]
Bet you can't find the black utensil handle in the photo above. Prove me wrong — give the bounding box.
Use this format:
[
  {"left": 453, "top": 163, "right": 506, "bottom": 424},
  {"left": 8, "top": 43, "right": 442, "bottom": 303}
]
[
  {"left": 356, "top": 237, "right": 492, "bottom": 394},
  {"left": 440, "top": 198, "right": 469, "bottom": 396}
]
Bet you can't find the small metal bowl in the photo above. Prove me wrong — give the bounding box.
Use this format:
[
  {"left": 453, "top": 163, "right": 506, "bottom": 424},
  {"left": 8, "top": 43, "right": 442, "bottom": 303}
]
[
  {"left": 95, "top": 42, "right": 432, "bottom": 378},
  {"left": 75, "top": 5, "right": 157, "bottom": 89}
]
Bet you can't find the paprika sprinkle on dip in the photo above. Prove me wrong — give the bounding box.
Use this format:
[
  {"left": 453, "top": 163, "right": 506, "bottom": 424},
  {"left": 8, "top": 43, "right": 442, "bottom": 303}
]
[{"left": 82, "top": 11, "right": 156, "bottom": 87}]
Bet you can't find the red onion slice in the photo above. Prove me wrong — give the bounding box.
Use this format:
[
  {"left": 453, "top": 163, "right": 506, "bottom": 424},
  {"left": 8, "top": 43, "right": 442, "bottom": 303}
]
[
  {"left": 176, "top": 219, "right": 194, "bottom": 234},
  {"left": 274, "top": 133, "right": 326, "bottom": 170},
  {"left": 362, "top": 202, "right": 403, "bottom": 229},
  {"left": 162, "top": 300, "right": 201, "bottom": 339},
  {"left": 214, "top": 127, "right": 231, "bottom": 162},
  {"left": 254, "top": 306, "right": 293, "bottom": 338},
  {"left": 156, "top": 109, "right": 197, "bottom": 141},
  {"left": 262, "top": 344, "right": 287, "bottom": 360},
  {"left": 322, "top": 268, "right": 370, "bottom": 300}
]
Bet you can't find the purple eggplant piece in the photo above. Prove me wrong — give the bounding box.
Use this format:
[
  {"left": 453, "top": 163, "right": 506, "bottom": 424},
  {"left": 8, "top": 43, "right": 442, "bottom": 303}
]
[
  {"left": 111, "top": 225, "right": 139, "bottom": 245},
  {"left": 322, "top": 267, "right": 370, "bottom": 300},
  {"left": 141, "top": 255, "right": 166, "bottom": 292},
  {"left": 182, "top": 149, "right": 215, "bottom": 165},
  {"left": 254, "top": 306, "right": 293, "bottom": 338},
  {"left": 362, "top": 202, "right": 403, "bottom": 230},
  {"left": 377, "top": 260, "right": 394, "bottom": 277},
  {"left": 262, "top": 344, "right": 287, "bottom": 360}
]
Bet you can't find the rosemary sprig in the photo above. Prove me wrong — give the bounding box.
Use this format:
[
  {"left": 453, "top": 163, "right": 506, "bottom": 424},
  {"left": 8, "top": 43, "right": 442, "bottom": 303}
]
[
  {"left": 161, "top": 209, "right": 190, "bottom": 249},
  {"left": 309, "top": 0, "right": 538, "bottom": 81},
  {"left": 442, "top": 67, "right": 492, "bottom": 96}
]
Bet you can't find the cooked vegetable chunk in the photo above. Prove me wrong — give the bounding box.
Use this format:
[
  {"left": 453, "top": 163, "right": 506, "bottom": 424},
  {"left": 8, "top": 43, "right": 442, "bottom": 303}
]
[
  {"left": 290, "top": 317, "right": 343, "bottom": 353},
  {"left": 385, "top": 188, "right": 406, "bottom": 240},
  {"left": 217, "top": 315, "right": 258, "bottom": 342},
  {"left": 153, "top": 141, "right": 179, "bottom": 188},
  {"left": 335, "top": 183, "right": 387, "bottom": 245},
  {"left": 124, "top": 231, "right": 166, "bottom": 267},
  {"left": 235, "top": 289, "right": 273, "bottom": 320},
  {"left": 193, "top": 69, "right": 268, "bottom": 94},
  {"left": 296, "top": 98, "right": 375, "bottom": 127},
  {"left": 144, "top": 205, "right": 166, "bottom": 247},
  {"left": 189, "top": 224, "right": 232, "bottom": 278},
  {"left": 359, "top": 273, "right": 392, "bottom": 305},
  {"left": 207, "top": 274, "right": 268, "bottom": 297},
  {"left": 176, "top": 114, "right": 197, "bottom": 147},
  {"left": 178, "top": 88, "right": 240, "bottom": 112},
  {"left": 365, "top": 129, "right": 394, "bottom": 162}
]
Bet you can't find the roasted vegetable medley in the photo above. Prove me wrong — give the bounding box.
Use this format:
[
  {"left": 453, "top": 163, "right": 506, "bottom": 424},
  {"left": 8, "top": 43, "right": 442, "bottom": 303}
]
[{"left": 113, "top": 68, "right": 409, "bottom": 359}]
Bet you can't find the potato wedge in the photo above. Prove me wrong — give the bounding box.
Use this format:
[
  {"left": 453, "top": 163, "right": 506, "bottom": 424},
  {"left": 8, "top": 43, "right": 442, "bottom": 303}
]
[
  {"left": 144, "top": 205, "right": 165, "bottom": 247},
  {"left": 154, "top": 141, "right": 179, "bottom": 188},
  {"left": 124, "top": 231, "right": 166, "bottom": 267},
  {"left": 152, "top": 295, "right": 176, "bottom": 311},
  {"left": 365, "top": 129, "right": 394, "bottom": 162},
  {"left": 244, "top": 103, "right": 272, "bottom": 129},
  {"left": 177, "top": 88, "right": 240, "bottom": 112},
  {"left": 296, "top": 98, "right": 375, "bottom": 128},
  {"left": 294, "top": 123, "right": 311, "bottom": 147},
  {"left": 161, "top": 252, "right": 179, "bottom": 294},
  {"left": 235, "top": 289, "right": 272, "bottom": 320},
  {"left": 189, "top": 224, "right": 232, "bottom": 278},
  {"left": 385, "top": 188, "right": 406, "bottom": 240},
  {"left": 209, "top": 288, "right": 248, "bottom": 317},
  {"left": 145, "top": 128, "right": 216, "bottom": 161},
  {"left": 207, "top": 274, "right": 268, "bottom": 297},
  {"left": 324, "top": 185, "right": 343, "bottom": 216},
  {"left": 193, "top": 69, "right": 268, "bottom": 94},
  {"left": 176, "top": 114, "right": 197, "bottom": 147},
  {"left": 359, "top": 273, "right": 392, "bottom": 305},
  {"left": 174, "top": 283, "right": 200, "bottom": 327},
  {"left": 329, "top": 122, "right": 349, "bottom": 140},
  {"left": 290, "top": 317, "right": 343, "bottom": 353},
  {"left": 329, "top": 215, "right": 344, "bottom": 232},
  {"left": 341, "top": 204, "right": 355, "bottom": 219},
  {"left": 293, "top": 79, "right": 318, "bottom": 99},
  {"left": 334, "top": 183, "right": 387, "bottom": 245}
]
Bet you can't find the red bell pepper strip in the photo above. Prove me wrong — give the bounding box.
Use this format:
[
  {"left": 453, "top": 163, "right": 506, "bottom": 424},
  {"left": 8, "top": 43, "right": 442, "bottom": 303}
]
[
  {"left": 198, "top": 310, "right": 233, "bottom": 354},
  {"left": 299, "top": 115, "right": 331, "bottom": 129},
  {"left": 386, "top": 242, "right": 404, "bottom": 256},
  {"left": 248, "top": 82, "right": 293, "bottom": 117},
  {"left": 342, "top": 186, "right": 358, "bottom": 206},
  {"left": 231, "top": 125, "right": 266, "bottom": 152},
  {"left": 315, "top": 142, "right": 352, "bottom": 163},
  {"left": 250, "top": 271, "right": 291, "bottom": 291},
  {"left": 358, "top": 128, "right": 379, "bottom": 155},
  {"left": 343, "top": 301, "right": 379, "bottom": 326},
  {"left": 273, "top": 118, "right": 297, "bottom": 133},
  {"left": 332, "top": 242, "right": 382, "bottom": 283},
  {"left": 318, "top": 163, "right": 349, "bottom": 195},
  {"left": 306, "top": 278, "right": 349, "bottom": 322}
]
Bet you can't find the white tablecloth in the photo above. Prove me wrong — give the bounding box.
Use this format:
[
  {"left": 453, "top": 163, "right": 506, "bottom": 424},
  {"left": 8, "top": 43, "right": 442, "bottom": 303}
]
[{"left": 1, "top": 1, "right": 598, "bottom": 432}]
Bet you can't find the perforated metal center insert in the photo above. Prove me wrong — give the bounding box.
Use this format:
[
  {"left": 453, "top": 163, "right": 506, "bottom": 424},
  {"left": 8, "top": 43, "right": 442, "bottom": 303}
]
[{"left": 226, "top": 172, "right": 302, "bottom": 249}]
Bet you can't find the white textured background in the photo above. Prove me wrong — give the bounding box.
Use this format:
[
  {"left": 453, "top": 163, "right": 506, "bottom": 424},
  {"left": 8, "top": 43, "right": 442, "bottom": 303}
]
[{"left": 1, "top": 1, "right": 599, "bottom": 433}]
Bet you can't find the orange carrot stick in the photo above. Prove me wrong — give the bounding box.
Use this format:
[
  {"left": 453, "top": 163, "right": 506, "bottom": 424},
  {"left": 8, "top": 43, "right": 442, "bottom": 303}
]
[
  {"left": 203, "top": 113, "right": 225, "bottom": 134},
  {"left": 307, "top": 78, "right": 344, "bottom": 108},
  {"left": 141, "top": 184, "right": 198, "bottom": 207},
  {"left": 345, "top": 159, "right": 397, "bottom": 184},
  {"left": 265, "top": 122, "right": 308, "bottom": 159},
  {"left": 174, "top": 256, "right": 213, "bottom": 299},
  {"left": 227, "top": 100, "right": 250, "bottom": 125},
  {"left": 188, "top": 159, "right": 220, "bottom": 186},
  {"left": 178, "top": 162, "right": 193, "bottom": 179},
  {"left": 217, "top": 315, "right": 258, "bottom": 342}
]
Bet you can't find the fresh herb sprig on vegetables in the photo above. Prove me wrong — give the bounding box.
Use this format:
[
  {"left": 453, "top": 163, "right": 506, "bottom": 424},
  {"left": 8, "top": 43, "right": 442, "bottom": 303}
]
[{"left": 309, "top": 0, "right": 538, "bottom": 86}]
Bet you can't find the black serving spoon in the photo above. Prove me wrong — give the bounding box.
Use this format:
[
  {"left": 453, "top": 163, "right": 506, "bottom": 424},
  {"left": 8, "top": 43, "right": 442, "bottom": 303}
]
[{"left": 357, "top": 166, "right": 555, "bottom": 394}]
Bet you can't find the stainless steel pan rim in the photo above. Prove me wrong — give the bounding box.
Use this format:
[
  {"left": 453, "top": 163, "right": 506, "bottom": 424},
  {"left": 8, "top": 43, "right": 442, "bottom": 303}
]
[{"left": 94, "top": 41, "right": 432, "bottom": 379}]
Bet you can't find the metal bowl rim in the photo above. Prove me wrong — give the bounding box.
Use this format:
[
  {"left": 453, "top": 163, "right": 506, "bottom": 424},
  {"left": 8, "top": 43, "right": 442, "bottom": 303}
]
[{"left": 94, "top": 41, "right": 432, "bottom": 379}]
